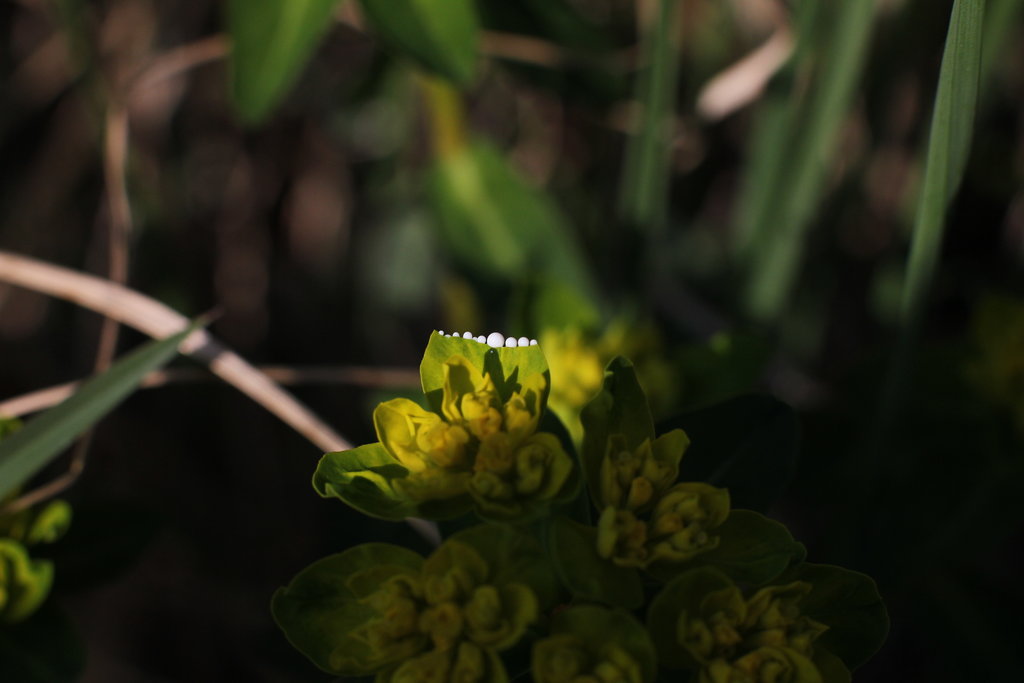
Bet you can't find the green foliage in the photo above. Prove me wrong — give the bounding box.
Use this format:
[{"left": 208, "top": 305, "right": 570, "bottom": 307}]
[
  {"left": 646, "top": 565, "right": 871, "bottom": 682},
  {"left": 532, "top": 605, "right": 657, "bottom": 683},
  {"left": 427, "top": 141, "right": 597, "bottom": 301},
  {"left": 281, "top": 331, "right": 888, "bottom": 683},
  {"left": 650, "top": 509, "right": 806, "bottom": 586},
  {"left": 314, "top": 332, "right": 574, "bottom": 522},
  {"left": 0, "top": 327, "right": 192, "bottom": 499},
  {"left": 548, "top": 514, "right": 644, "bottom": 609},
  {"left": 359, "top": 0, "right": 479, "bottom": 85},
  {"left": 227, "top": 0, "right": 345, "bottom": 123},
  {"left": 778, "top": 563, "right": 890, "bottom": 670},
  {"left": 272, "top": 525, "right": 556, "bottom": 677}
]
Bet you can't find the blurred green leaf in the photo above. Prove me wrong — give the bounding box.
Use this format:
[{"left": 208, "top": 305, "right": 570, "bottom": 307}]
[
  {"left": 815, "top": 649, "right": 853, "bottom": 683},
  {"left": 0, "top": 328, "right": 190, "bottom": 499},
  {"left": 617, "top": 0, "right": 682, "bottom": 233},
  {"left": 743, "top": 0, "right": 877, "bottom": 321},
  {"left": 271, "top": 543, "right": 424, "bottom": 675},
  {"left": 658, "top": 394, "right": 799, "bottom": 512},
  {"left": 0, "top": 601, "right": 84, "bottom": 683},
  {"left": 780, "top": 563, "right": 889, "bottom": 670},
  {"left": 901, "top": 0, "right": 985, "bottom": 328},
  {"left": 580, "top": 357, "right": 656, "bottom": 503},
  {"left": 359, "top": 0, "right": 478, "bottom": 85},
  {"left": 650, "top": 509, "right": 805, "bottom": 586},
  {"left": 428, "top": 141, "right": 597, "bottom": 301},
  {"left": 227, "top": 0, "right": 344, "bottom": 123},
  {"left": 548, "top": 514, "right": 643, "bottom": 609}
]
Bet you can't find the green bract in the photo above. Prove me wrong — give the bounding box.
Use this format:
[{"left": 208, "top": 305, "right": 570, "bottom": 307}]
[
  {"left": 532, "top": 606, "right": 657, "bottom": 683},
  {"left": 315, "top": 332, "right": 576, "bottom": 522},
  {"left": 272, "top": 524, "right": 558, "bottom": 679}
]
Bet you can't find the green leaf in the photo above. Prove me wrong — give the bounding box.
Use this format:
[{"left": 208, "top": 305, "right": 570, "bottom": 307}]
[
  {"left": 536, "top": 606, "right": 657, "bottom": 683},
  {"left": 580, "top": 357, "right": 656, "bottom": 502},
  {"left": 227, "top": 0, "right": 344, "bottom": 124},
  {"left": 272, "top": 543, "right": 424, "bottom": 675},
  {"left": 650, "top": 509, "right": 805, "bottom": 586},
  {"left": 313, "top": 443, "right": 423, "bottom": 521},
  {"left": 646, "top": 566, "right": 736, "bottom": 670},
  {"left": 449, "top": 523, "right": 561, "bottom": 609},
  {"left": 0, "top": 601, "right": 84, "bottom": 683},
  {"left": 548, "top": 515, "right": 643, "bottom": 609},
  {"left": 427, "top": 141, "right": 597, "bottom": 300},
  {"left": 0, "top": 327, "right": 191, "bottom": 499},
  {"left": 901, "top": 0, "right": 985, "bottom": 328},
  {"left": 359, "top": 0, "right": 479, "bottom": 85},
  {"left": 780, "top": 563, "right": 889, "bottom": 670},
  {"left": 657, "top": 394, "right": 799, "bottom": 512},
  {"left": 814, "top": 649, "right": 852, "bottom": 683},
  {"left": 420, "top": 331, "right": 549, "bottom": 411}
]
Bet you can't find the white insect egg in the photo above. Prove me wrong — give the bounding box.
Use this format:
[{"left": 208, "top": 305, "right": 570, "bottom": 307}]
[
  {"left": 505, "top": 337, "right": 518, "bottom": 348},
  {"left": 529, "top": 339, "right": 538, "bottom": 346},
  {"left": 517, "top": 337, "right": 529, "bottom": 347},
  {"left": 437, "top": 330, "right": 444, "bottom": 336},
  {"left": 462, "top": 332, "right": 473, "bottom": 339},
  {"left": 486, "top": 332, "right": 505, "bottom": 348},
  {"left": 476, "top": 335, "right": 486, "bottom": 343}
]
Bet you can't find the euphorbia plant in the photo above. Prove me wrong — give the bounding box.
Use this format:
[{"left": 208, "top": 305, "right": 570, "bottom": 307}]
[{"left": 273, "top": 332, "right": 888, "bottom": 682}]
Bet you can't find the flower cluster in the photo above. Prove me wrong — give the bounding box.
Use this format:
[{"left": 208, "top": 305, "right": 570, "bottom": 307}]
[
  {"left": 316, "top": 331, "right": 575, "bottom": 522},
  {"left": 273, "top": 525, "right": 556, "bottom": 681},
  {"left": 594, "top": 431, "right": 729, "bottom": 568},
  {"left": 277, "top": 332, "right": 888, "bottom": 683},
  {"left": 650, "top": 568, "right": 835, "bottom": 683}
]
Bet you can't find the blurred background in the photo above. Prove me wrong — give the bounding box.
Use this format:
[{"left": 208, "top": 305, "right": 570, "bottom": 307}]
[{"left": 1, "top": 0, "right": 1022, "bottom": 680}]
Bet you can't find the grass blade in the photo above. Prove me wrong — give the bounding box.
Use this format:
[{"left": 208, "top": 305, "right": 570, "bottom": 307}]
[
  {"left": 0, "top": 327, "right": 191, "bottom": 497},
  {"left": 617, "top": 0, "right": 682, "bottom": 234},
  {"left": 743, "top": 0, "right": 876, "bottom": 322},
  {"left": 901, "top": 0, "right": 985, "bottom": 327}
]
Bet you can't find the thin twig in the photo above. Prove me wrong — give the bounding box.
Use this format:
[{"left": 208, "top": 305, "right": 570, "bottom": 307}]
[
  {"left": 0, "top": 251, "right": 352, "bottom": 454},
  {"left": 0, "top": 365, "right": 421, "bottom": 418},
  {"left": 128, "top": 34, "right": 229, "bottom": 93}
]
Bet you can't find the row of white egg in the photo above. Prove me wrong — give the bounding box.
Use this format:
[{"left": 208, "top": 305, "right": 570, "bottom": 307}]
[{"left": 437, "top": 331, "right": 538, "bottom": 349}]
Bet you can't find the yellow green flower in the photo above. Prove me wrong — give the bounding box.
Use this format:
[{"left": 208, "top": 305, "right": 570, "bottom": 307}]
[
  {"left": 699, "top": 646, "right": 823, "bottom": 683},
  {"left": 531, "top": 606, "right": 656, "bottom": 683},
  {"left": 273, "top": 525, "right": 556, "bottom": 680},
  {"left": 316, "top": 333, "right": 576, "bottom": 522},
  {"left": 648, "top": 568, "right": 834, "bottom": 683}
]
